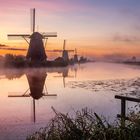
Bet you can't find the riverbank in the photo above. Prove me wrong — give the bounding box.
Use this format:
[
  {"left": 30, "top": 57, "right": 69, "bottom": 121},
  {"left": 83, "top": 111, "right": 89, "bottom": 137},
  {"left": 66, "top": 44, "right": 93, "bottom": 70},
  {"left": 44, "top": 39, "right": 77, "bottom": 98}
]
[
  {"left": 27, "top": 107, "right": 140, "bottom": 140},
  {"left": 0, "top": 54, "right": 91, "bottom": 68}
]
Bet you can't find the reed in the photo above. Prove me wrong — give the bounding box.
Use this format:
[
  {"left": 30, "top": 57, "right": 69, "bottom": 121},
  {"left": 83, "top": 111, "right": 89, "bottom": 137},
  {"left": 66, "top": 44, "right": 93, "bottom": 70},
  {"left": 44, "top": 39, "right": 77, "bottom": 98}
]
[{"left": 27, "top": 107, "right": 140, "bottom": 140}]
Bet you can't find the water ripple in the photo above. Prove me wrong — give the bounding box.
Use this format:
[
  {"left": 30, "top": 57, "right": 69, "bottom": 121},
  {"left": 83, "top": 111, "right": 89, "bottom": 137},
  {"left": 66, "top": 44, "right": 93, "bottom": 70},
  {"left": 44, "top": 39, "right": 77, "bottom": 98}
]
[{"left": 68, "top": 77, "right": 140, "bottom": 97}]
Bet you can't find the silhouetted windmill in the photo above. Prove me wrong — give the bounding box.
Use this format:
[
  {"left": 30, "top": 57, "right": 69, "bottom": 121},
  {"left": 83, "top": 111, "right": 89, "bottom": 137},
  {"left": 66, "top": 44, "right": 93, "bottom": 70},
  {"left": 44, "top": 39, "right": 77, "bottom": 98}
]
[
  {"left": 7, "top": 8, "right": 57, "bottom": 62},
  {"left": 73, "top": 48, "right": 79, "bottom": 63},
  {"left": 53, "top": 40, "right": 74, "bottom": 62},
  {"left": 8, "top": 71, "right": 57, "bottom": 123}
]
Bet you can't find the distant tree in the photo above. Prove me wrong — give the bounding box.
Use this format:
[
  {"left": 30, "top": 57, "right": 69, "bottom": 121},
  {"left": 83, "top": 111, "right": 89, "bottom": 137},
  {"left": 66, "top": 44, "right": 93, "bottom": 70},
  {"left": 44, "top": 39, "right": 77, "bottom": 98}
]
[
  {"left": 4, "top": 54, "right": 15, "bottom": 67},
  {"left": 14, "top": 55, "right": 26, "bottom": 67},
  {"left": 4, "top": 54, "right": 26, "bottom": 67}
]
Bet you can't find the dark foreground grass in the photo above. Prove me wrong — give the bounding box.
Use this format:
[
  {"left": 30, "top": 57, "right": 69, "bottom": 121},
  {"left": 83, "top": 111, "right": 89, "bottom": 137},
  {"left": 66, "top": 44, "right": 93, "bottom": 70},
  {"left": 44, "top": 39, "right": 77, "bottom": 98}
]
[{"left": 27, "top": 107, "right": 140, "bottom": 140}]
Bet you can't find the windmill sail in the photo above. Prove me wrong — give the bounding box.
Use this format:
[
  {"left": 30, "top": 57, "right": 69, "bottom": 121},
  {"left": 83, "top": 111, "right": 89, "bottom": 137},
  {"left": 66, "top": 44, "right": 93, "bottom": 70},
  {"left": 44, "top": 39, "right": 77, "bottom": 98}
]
[
  {"left": 31, "top": 8, "right": 35, "bottom": 33},
  {"left": 41, "top": 32, "right": 57, "bottom": 38},
  {"left": 7, "top": 34, "right": 30, "bottom": 40},
  {"left": 52, "top": 40, "right": 74, "bottom": 52},
  {"left": 7, "top": 8, "right": 57, "bottom": 62},
  {"left": 52, "top": 49, "right": 74, "bottom": 52},
  {"left": 63, "top": 40, "right": 66, "bottom": 50}
]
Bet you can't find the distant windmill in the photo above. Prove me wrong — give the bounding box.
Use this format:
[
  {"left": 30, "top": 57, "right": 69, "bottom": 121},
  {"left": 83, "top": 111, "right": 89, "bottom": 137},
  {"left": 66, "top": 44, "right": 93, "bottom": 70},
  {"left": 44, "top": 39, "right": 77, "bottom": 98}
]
[
  {"left": 73, "top": 48, "right": 79, "bottom": 63},
  {"left": 53, "top": 40, "right": 74, "bottom": 62},
  {"left": 7, "top": 8, "right": 57, "bottom": 62},
  {"left": 8, "top": 71, "right": 57, "bottom": 123}
]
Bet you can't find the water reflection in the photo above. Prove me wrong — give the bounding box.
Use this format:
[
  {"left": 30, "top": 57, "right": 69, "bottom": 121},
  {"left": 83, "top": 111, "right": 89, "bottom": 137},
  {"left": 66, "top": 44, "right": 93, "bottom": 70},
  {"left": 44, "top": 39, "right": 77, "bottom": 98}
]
[
  {"left": 8, "top": 70, "right": 58, "bottom": 123},
  {"left": 7, "top": 67, "right": 78, "bottom": 123},
  {"left": 54, "top": 67, "right": 76, "bottom": 87},
  {"left": 1, "top": 62, "right": 140, "bottom": 139},
  {"left": 26, "top": 70, "right": 48, "bottom": 100},
  {"left": 27, "top": 71, "right": 57, "bottom": 122},
  {"left": 0, "top": 65, "right": 79, "bottom": 80}
]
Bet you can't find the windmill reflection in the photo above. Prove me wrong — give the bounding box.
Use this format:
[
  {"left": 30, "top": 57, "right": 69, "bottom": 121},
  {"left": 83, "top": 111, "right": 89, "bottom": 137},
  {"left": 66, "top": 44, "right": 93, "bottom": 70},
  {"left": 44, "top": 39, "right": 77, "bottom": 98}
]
[
  {"left": 27, "top": 71, "right": 47, "bottom": 100},
  {"left": 54, "top": 67, "right": 77, "bottom": 88},
  {"left": 8, "top": 70, "right": 57, "bottom": 123}
]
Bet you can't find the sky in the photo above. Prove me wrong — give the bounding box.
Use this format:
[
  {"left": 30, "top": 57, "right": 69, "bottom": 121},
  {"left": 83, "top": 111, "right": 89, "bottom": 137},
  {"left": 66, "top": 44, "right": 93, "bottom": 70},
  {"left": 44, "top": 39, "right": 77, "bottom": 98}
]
[{"left": 0, "top": 0, "right": 140, "bottom": 59}]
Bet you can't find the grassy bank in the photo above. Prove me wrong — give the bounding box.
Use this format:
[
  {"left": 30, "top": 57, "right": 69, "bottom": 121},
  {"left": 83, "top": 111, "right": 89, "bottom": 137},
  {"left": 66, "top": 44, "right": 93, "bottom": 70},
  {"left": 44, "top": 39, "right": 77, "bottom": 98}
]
[{"left": 26, "top": 107, "right": 140, "bottom": 140}]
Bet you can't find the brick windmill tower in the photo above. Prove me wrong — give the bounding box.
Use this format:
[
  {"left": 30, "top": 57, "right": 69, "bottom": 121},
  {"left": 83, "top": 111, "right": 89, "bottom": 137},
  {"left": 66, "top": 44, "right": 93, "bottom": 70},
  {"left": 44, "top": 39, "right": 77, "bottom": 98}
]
[{"left": 8, "top": 8, "right": 57, "bottom": 62}]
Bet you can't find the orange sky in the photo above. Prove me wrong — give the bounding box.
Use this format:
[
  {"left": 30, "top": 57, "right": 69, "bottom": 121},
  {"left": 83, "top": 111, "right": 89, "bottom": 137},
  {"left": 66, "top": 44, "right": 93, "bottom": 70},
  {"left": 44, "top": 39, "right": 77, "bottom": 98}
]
[
  {"left": 1, "top": 39, "right": 140, "bottom": 59},
  {"left": 0, "top": 0, "right": 140, "bottom": 59}
]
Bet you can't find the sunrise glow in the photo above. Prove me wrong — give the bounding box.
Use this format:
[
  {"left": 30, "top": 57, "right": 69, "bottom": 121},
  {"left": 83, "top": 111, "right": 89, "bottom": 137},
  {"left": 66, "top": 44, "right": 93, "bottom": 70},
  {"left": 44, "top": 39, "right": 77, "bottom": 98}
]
[{"left": 0, "top": 0, "right": 140, "bottom": 59}]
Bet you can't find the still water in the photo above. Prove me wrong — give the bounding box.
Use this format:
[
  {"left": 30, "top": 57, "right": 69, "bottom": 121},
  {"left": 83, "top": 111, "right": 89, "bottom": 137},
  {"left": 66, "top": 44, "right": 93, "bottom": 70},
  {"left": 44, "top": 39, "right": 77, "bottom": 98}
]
[{"left": 0, "top": 62, "right": 140, "bottom": 139}]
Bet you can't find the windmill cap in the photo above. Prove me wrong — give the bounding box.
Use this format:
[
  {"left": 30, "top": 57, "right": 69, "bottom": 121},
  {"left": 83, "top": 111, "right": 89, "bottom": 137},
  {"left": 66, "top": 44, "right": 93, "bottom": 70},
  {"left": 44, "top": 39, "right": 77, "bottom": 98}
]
[{"left": 30, "top": 32, "right": 43, "bottom": 39}]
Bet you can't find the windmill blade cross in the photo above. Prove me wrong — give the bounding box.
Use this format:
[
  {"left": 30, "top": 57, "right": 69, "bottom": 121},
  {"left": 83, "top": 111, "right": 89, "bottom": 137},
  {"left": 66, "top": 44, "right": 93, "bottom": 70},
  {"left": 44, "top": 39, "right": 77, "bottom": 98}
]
[
  {"left": 8, "top": 88, "right": 30, "bottom": 97},
  {"left": 8, "top": 95, "right": 30, "bottom": 97},
  {"left": 44, "top": 94, "right": 57, "bottom": 96},
  {"left": 44, "top": 38, "right": 48, "bottom": 48},
  {"left": 63, "top": 40, "right": 66, "bottom": 50},
  {"left": 52, "top": 49, "right": 74, "bottom": 52},
  {"left": 31, "top": 8, "right": 36, "bottom": 33},
  {"left": 54, "top": 75, "right": 74, "bottom": 78},
  {"left": 8, "top": 34, "right": 30, "bottom": 40},
  {"left": 42, "top": 32, "right": 57, "bottom": 38}
]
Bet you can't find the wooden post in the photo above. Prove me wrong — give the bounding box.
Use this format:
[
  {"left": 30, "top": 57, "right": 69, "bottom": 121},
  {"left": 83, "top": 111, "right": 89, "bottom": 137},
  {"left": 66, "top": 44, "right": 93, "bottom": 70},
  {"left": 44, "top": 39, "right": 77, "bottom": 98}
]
[
  {"left": 115, "top": 95, "right": 140, "bottom": 128},
  {"left": 121, "top": 99, "right": 126, "bottom": 127}
]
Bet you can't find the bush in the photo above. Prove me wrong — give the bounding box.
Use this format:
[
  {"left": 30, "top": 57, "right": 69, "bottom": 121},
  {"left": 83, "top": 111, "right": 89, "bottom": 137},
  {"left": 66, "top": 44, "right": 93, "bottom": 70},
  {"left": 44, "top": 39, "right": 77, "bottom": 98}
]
[
  {"left": 26, "top": 107, "right": 140, "bottom": 140},
  {"left": 4, "top": 54, "right": 15, "bottom": 67},
  {"left": 4, "top": 54, "right": 26, "bottom": 68}
]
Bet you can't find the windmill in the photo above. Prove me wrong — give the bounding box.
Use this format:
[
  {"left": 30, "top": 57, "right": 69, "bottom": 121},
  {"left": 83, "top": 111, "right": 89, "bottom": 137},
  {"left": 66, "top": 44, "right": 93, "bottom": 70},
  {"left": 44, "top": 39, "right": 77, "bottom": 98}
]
[
  {"left": 8, "top": 71, "right": 57, "bottom": 123},
  {"left": 73, "top": 48, "right": 79, "bottom": 63},
  {"left": 53, "top": 40, "right": 74, "bottom": 62},
  {"left": 7, "top": 8, "right": 57, "bottom": 62}
]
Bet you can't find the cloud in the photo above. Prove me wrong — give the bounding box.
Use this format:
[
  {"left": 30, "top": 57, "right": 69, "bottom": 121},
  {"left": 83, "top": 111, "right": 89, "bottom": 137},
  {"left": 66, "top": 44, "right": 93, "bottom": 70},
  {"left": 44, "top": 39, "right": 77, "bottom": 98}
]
[
  {"left": 113, "top": 33, "right": 140, "bottom": 43},
  {"left": 0, "top": 48, "right": 26, "bottom": 51},
  {"left": 0, "top": 44, "right": 26, "bottom": 51}
]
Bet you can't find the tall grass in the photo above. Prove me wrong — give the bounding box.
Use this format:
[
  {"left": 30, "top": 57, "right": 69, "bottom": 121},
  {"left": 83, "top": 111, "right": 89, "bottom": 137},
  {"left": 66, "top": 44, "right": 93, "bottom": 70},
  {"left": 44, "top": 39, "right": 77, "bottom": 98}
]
[{"left": 27, "top": 107, "right": 140, "bottom": 140}]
